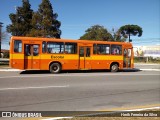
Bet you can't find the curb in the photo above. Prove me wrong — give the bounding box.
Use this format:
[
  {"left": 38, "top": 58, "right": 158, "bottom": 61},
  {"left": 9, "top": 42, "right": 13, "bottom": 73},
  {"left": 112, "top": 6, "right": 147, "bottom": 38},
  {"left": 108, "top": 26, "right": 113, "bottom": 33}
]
[
  {"left": 135, "top": 63, "right": 160, "bottom": 65},
  {"left": 140, "top": 69, "right": 160, "bottom": 71},
  {"left": 0, "top": 69, "right": 159, "bottom": 72},
  {"left": 0, "top": 69, "right": 24, "bottom": 72}
]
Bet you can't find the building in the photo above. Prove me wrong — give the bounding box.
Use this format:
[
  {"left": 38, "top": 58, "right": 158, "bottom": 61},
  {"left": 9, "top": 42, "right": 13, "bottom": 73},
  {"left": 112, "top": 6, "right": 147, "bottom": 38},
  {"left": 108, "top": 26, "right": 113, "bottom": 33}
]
[
  {"left": 133, "top": 45, "right": 160, "bottom": 58},
  {"left": 0, "top": 49, "right": 9, "bottom": 58}
]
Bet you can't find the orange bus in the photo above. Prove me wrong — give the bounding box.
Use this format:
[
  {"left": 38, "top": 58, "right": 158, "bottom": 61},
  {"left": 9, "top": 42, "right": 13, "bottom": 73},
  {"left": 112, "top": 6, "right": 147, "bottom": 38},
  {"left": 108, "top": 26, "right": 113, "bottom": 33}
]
[{"left": 10, "top": 36, "right": 134, "bottom": 73}]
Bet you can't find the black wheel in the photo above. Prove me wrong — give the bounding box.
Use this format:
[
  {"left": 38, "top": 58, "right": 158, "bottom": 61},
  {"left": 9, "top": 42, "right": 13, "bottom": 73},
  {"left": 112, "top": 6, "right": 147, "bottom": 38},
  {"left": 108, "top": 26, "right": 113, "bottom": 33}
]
[
  {"left": 50, "top": 63, "right": 61, "bottom": 73},
  {"left": 110, "top": 64, "right": 119, "bottom": 72}
]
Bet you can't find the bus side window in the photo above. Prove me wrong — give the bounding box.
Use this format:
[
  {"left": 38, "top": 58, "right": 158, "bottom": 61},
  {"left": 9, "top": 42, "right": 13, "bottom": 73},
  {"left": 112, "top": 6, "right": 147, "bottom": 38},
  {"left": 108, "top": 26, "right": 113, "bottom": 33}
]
[
  {"left": 42, "top": 41, "right": 46, "bottom": 53},
  {"left": 79, "top": 47, "right": 84, "bottom": 57},
  {"left": 47, "top": 42, "right": 64, "bottom": 54},
  {"left": 14, "top": 40, "right": 22, "bottom": 53},
  {"left": 128, "top": 49, "right": 131, "bottom": 57},
  {"left": 33, "top": 45, "right": 39, "bottom": 56},
  {"left": 25, "top": 45, "right": 31, "bottom": 56},
  {"left": 93, "top": 44, "right": 97, "bottom": 54},
  {"left": 47, "top": 48, "right": 51, "bottom": 53},
  {"left": 65, "top": 43, "right": 77, "bottom": 54},
  {"left": 86, "top": 47, "right": 90, "bottom": 57},
  {"left": 111, "top": 45, "right": 122, "bottom": 55},
  {"left": 124, "top": 49, "right": 127, "bottom": 56},
  {"left": 97, "top": 44, "right": 110, "bottom": 54}
]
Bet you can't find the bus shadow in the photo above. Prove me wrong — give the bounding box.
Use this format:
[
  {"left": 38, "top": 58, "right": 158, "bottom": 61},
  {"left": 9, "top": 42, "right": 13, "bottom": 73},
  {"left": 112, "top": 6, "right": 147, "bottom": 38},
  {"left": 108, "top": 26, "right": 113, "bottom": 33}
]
[
  {"left": 122, "top": 68, "right": 141, "bottom": 72},
  {"left": 20, "top": 70, "right": 50, "bottom": 74},
  {"left": 62, "top": 69, "right": 141, "bottom": 73},
  {"left": 20, "top": 68, "right": 141, "bottom": 74}
]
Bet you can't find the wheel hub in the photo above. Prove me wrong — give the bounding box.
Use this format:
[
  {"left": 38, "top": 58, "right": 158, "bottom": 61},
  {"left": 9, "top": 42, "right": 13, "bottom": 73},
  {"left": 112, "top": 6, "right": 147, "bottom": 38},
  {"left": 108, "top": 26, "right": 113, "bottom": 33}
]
[{"left": 53, "top": 66, "right": 57, "bottom": 71}]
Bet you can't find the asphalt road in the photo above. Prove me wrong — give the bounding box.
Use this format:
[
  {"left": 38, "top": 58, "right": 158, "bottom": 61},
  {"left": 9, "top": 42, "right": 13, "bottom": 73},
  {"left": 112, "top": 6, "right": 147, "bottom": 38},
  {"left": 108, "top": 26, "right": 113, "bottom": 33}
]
[{"left": 0, "top": 69, "right": 160, "bottom": 112}]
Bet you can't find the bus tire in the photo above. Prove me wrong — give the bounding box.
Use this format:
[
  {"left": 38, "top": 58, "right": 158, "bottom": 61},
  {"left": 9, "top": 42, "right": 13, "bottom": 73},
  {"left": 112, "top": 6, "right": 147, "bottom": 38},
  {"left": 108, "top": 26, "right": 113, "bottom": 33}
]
[
  {"left": 50, "top": 63, "right": 61, "bottom": 74},
  {"left": 110, "top": 64, "right": 119, "bottom": 72}
]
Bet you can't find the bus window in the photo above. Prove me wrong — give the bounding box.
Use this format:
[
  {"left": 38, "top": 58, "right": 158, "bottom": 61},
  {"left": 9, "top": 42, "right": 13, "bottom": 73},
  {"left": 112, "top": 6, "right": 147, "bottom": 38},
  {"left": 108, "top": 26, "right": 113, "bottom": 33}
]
[
  {"left": 47, "top": 42, "right": 64, "bottom": 54},
  {"left": 79, "top": 47, "right": 84, "bottom": 57},
  {"left": 65, "top": 43, "right": 77, "bottom": 54},
  {"left": 25, "top": 45, "right": 31, "bottom": 56},
  {"left": 93, "top": 44, "right": 97, "bottom": 54},
  {"left": 124, "top": 49, "right": 127, "bottom": 57},
  {"left": 97, "top": 44, "right": 110, "bottom": 54},
  {"left": 111, "top": 45, "right": 122, "bottom": 55},
  {"left": 42, "top": 41, "right": 46, "bottom": 53},
  {"left": 33, "top": 45, "right": 39, "bottom": 56},
  {"left": 86, "top": 47, "right": 90, "bottom": 57},
  {"left": 14, "top": 40, "right": 22, "bottom": 53},
  {"left": 128, "top": 49, "right": 131, "bottom": 57}
]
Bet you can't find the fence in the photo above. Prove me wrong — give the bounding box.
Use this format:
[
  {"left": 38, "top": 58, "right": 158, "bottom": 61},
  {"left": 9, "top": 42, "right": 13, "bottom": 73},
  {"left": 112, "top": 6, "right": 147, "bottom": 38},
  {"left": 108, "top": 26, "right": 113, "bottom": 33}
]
[
  {"left": 0, "top": 58, "right": 9, "bottom": 65},
  {"left": 134, "top": 56, "right": 160, "bottom": 63}
]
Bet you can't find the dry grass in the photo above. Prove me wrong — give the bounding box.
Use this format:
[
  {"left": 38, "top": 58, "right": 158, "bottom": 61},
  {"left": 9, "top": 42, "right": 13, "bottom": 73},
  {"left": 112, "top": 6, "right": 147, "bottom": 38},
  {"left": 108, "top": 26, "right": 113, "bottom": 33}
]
[{"left": 0, "top": 64, "right": 9, "bottom": 68}]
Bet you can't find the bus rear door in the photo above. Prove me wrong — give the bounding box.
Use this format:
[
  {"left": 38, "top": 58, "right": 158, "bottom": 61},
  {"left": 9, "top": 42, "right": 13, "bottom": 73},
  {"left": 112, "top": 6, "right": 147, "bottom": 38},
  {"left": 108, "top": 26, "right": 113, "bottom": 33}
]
[
  {"left": 24, "top": 44, "right": 40, "bottom": 69},
  {"left": 123, "top": 48, "right": 132, "bottom": 68}
]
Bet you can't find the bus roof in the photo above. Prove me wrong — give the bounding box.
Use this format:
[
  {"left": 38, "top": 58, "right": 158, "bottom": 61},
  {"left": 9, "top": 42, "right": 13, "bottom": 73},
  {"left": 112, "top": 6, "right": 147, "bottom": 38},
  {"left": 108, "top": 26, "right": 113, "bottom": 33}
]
[{"left": 11, "top": 36, "right": 132, "bottom": 46}]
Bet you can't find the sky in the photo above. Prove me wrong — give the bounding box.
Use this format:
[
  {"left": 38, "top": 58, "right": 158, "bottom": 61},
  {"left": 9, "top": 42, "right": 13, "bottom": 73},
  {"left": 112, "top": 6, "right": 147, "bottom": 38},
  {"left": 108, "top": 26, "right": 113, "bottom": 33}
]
[{"left": 0, "top": 0, "right": 160, "bottom": 49}]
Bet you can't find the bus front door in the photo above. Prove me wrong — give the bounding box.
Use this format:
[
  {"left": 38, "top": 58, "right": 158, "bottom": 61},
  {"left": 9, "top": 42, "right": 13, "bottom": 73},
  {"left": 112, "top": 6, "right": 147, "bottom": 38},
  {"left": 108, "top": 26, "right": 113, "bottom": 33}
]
[
  {"left": 79, "top": 46, "right": 91, "bottom": 69},
  {"left": 123, "top": 48, "right": 132, "bottom": 68},
  {"left": 24, "top": 44, "right": 40, "bottom": 69}
]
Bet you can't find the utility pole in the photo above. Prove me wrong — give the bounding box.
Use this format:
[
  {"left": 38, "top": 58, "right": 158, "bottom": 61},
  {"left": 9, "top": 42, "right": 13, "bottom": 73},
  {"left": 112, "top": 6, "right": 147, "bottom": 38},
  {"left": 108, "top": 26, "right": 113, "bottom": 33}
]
[{"left": 0, "top": 22, "right": 3, "bottom": 58}]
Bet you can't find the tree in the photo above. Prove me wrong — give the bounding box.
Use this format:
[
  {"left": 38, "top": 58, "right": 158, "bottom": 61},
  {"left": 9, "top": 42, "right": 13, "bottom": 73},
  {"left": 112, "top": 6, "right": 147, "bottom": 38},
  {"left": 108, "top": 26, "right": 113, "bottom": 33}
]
[
  {"left": 80, "top": 25, "right": 113, "bottom": 41},
  {"left": 28, "top": 0, "right": 61, "bottom": 38},
  {"left": 6, "top": 0, "right": 33, "bottom": 36},
  {"left": 118, "top": 24, "right": 143, "bottom": 41},
  {"left": 112, "top": 28, "right": 127, "bottom": 42}
]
